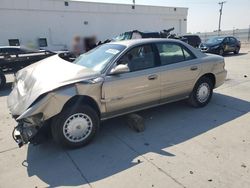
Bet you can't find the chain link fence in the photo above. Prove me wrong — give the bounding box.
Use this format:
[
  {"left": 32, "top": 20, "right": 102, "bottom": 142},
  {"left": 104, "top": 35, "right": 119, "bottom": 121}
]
[{"left": 198, "top": 28, "right": 250, "bottom": 44}]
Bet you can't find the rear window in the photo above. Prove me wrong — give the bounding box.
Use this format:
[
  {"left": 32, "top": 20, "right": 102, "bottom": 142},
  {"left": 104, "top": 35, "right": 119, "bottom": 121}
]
[{"left": 156, "top": 43, "right": 195, "bottom": 65}]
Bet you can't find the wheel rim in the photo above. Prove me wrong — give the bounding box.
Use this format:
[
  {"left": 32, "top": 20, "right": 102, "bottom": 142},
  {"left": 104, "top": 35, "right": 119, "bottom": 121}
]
[
  {"left": 196, "top": 83, "right": 210, "bottom": 103},
  {"left": 63, "top": 113, "right": 93, "bottom": 143}
]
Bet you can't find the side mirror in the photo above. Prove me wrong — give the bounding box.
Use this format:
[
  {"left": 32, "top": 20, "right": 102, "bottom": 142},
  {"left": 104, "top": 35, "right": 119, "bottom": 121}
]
[{"left": 110, "top": 64, "right": 129, "bottom": 75}]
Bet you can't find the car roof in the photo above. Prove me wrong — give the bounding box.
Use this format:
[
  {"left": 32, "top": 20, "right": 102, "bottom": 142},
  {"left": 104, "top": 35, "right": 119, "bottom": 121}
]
[
  {"left": 110, "top": 38, "right": 186, "bottom": 48},
  {"left": 110, "top": 38, "right": 206, "bottom": 58}
]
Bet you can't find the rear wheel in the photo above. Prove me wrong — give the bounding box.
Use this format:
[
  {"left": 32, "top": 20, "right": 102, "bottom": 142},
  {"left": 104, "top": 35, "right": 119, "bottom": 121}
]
[
  {"left": 0, "top": 71, "right": 6, "bottom": 89},
  {"left": 188, "top": 77, "right": 213, "bottom": 108},
  {"left": 51, "top": 105, "right": 99, "bottom": 148}
]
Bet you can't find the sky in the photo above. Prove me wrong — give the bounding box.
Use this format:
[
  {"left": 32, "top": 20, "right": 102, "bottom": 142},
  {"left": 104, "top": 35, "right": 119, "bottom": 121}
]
[{"left": 74, "top": 0, "right": 250, "bottom": 33}]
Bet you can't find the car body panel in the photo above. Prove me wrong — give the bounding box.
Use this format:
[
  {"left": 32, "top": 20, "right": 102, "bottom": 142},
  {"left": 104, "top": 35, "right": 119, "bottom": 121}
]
[
  {"left": 159, "top": 59, "right": 201, "bottom": 101},
  {"left": 102, "top": 66, "right": 161, "bottom": 113},
  {"left": 7, "top": 54, "right": 100, "bottom": 116},
  {"left": 7, "top": 38, "right": 227, "bottom": 147}
]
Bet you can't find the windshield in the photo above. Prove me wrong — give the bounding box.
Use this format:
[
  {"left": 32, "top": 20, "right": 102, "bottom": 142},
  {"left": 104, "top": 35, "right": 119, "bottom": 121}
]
[
  {"left": 74, "top": 44, "right": 126, "bottom": 72},
  {"left": 206, "top": 37, "right": 225, "bottom": 44}
]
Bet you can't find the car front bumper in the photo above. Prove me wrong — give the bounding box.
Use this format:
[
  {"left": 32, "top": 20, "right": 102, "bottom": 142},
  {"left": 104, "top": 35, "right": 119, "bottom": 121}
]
[
  {"left": 200, "top": 48, "right": 220, "bottom": 54},
  {"left": 12, "top": 122, "right": 39, "bottom": 148}
]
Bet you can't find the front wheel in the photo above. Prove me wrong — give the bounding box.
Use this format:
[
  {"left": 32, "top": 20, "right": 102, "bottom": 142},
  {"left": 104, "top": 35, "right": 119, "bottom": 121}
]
[
  {"left": 218, "top": 48, "right": 224, "bottom": 56},
  {"left": 51, "top": 105, "right": 100, "bottom": 148},
  {"left": 234, "top": 47, "right": 240, "bottom": 54},
  {"left": 188, "top": 77, "right": 213, "bottom": 108}
]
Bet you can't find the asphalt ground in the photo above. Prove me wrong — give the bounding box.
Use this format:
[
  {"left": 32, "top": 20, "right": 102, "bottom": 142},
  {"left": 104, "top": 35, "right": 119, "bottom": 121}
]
[{"left": 0, "top": 47, "right": 250, "bottom": 188}]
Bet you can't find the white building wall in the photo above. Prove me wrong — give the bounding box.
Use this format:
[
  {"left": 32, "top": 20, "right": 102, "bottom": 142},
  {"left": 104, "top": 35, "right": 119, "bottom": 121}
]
[{"left": 0, "top": 0, "right": 188, "bottom": 50}]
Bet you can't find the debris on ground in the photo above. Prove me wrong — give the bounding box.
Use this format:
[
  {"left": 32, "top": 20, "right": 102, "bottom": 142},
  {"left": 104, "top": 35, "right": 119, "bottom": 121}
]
[
  {"left": 241, "top": 163, "right": 247, "bottom": 168},
  {"left": 189, "top": 171, "right": 194, "bottom": 174},
  {"left": 208, "top": 179, "right": 213, "bottom": 182},
  {"left": 244, "top": 75, "right": 248, "bottom": 78},
  {"left": 126, "top": 113, "right": 145, "bottom": 132}
]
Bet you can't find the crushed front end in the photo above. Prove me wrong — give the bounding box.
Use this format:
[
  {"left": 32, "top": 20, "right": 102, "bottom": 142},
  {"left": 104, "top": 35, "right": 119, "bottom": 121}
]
[{"left": 12, "top": 113, "right": 45, "bottom": 147}]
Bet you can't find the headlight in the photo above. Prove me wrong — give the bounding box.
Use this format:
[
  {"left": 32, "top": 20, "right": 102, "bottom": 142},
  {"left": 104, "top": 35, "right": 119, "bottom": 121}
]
[{"left": 22, "top": 113, "right": 44, "bottom": 127}]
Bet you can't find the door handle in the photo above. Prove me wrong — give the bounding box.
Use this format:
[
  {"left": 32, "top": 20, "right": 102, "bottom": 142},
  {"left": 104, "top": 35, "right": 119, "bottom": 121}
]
[
  {"left": 148, "top": 74, "right": 158, "bottom": 80},
  {"left": 190, "top": 66, "right": 198, "bottom": 71}
]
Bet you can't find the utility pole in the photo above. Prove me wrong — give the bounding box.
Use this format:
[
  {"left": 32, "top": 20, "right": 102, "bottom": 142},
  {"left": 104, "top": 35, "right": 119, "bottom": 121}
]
[
  {"left": 248, "top": 25, "right": 250, "bottom": 42},
  {"left": 132, "top": 0, "right": 135, "bottom": 9},
  {"left": 218, "top": 1, "right": 226, "bottom": 36}
]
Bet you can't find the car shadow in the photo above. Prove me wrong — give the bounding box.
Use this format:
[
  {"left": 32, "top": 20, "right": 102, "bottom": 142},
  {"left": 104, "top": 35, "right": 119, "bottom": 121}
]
[
  {"left": 0, "top": 83, "right": 12, "bottom": 97},
  {"left": 25, "top": 93, "right": 250, "bottom": 187},
  {"left": 224, "top": 52, "right": 248, "bottom": 57}
]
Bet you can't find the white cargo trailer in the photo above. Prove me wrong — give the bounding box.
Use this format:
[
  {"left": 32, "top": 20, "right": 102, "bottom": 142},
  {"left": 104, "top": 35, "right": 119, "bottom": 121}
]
[{"left": 0, "top": 0, "right": 188, "bottom": 50}]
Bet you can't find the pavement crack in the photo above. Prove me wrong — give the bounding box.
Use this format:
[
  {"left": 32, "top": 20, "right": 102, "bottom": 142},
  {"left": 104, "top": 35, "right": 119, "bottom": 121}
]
[
  {"left": 111, "top": 133, "right": 186, "bottom": 188},
  {"left": 0, "top": 146, "right": 19, "bottom": 154},
  {"left": 64, "top": 150, "right": 93, "bottom": 188}
]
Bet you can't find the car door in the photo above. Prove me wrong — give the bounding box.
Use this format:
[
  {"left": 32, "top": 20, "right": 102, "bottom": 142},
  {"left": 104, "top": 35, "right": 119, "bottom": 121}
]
[
  {"left": 102, "top": 44, "right": 161, "bottom": 114},
  {"left": 229, "top": 37, "right": 237, "bottom": 52},
  {"left": 223, "top": 37, "right": 231, "bottom": 52},
  {"left": 155, "top": 42, "right": 201, "bottom": 102}
]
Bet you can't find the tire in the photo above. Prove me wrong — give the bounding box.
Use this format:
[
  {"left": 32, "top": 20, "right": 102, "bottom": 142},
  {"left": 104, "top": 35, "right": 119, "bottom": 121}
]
[
  {"left": 188, "top": 77, "right": 213, "bottom": 108},
  {"left": 218, "top": 48, "right": 224, "bottom": 56},
  {"left": 0, "top": 71, "right": 6, "bottom": 89},
  {"left": 51, "top": 105, "right": 100, "bottom": 149},
  {"left": 234, "top": 47, "right": 240, "bottom": 54}
]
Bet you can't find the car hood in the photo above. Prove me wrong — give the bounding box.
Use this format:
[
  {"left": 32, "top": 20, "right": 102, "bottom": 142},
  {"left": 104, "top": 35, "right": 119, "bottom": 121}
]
[
  {"left": 7, "top": 54, "right": 100, "bottom": 116},
  {"left": 200, "top": 42, "right": 221, "bottom": 48}
]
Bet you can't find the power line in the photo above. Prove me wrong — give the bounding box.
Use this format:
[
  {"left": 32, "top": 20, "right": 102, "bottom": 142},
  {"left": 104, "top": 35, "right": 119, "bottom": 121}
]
[{"left": 218, "top": 1, "right": 226, "bottom": 35}]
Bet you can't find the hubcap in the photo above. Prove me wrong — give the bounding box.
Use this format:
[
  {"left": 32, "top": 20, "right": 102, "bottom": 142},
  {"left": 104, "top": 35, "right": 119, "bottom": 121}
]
[
  {"left": 196, "top": 83, "right": 210, "bottom": 103},
  {"left": 63, "top": 113, "right": 93, "bottom": 142}
]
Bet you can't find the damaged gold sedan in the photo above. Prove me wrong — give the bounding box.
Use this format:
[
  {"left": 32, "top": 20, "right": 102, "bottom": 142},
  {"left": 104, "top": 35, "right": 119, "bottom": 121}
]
[{"left": 8, "top": 39, "right": 227, "bottom": 148}]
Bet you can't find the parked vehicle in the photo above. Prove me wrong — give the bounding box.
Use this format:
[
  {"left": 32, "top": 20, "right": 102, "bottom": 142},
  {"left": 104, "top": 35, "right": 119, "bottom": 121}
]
[
  {"left": 112, "top": 28, "right": 187, "bottom": 42},
  {"left": 8, "top": 39, "right": 227, "bottom": 148},
  {"left": 199, "top": 36, "right": 241, "bottom": 56},
  {"left": 0, "top": 46, "right": 55, "bottom": 89},
  {"left": 182, "top": 35, "right": 201, "bottom": 48}
]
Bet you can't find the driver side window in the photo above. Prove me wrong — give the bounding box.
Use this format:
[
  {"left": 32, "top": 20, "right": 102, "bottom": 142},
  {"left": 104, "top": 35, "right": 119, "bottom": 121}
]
[
  {"left": 224, "top": 37, "right": 230, "bottom": 44},
  {"left": 118, "top": 44, "right": 156, "bottom": 72}
]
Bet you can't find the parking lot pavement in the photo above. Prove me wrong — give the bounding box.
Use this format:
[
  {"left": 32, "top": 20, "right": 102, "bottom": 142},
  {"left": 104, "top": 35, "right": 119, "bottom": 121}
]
[{"left": 0, "top": 48, "right": 250, "bottom": 188}]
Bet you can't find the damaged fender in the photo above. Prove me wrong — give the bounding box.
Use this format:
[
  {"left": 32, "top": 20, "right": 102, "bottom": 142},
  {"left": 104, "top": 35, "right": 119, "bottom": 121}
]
[{"left": 17, "top": 81, "right": 104, "bottom": 121}]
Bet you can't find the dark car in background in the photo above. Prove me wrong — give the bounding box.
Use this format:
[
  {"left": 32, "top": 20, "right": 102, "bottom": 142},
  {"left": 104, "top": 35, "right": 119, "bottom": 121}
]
[
  {"left": 0, "top": 46, "right": 55, "bottom": 89},
  {"left": 112, "top": 28, "right": 188, "bottom": 43},
  {"left": 199, "top": 36, "right": 241, "bottom": 56},
  {"left": 182, "top": 35, "right": 201, "bottom": 48}
]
